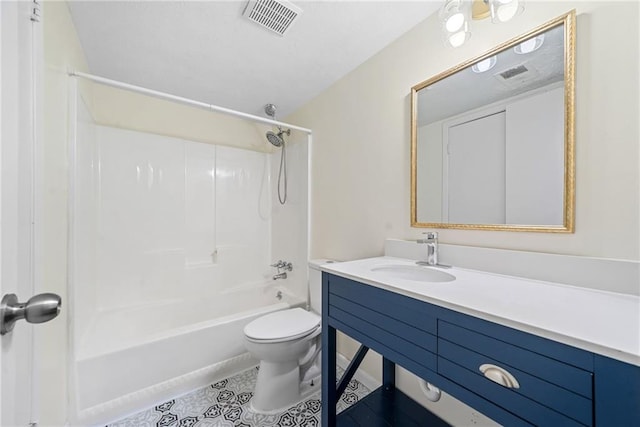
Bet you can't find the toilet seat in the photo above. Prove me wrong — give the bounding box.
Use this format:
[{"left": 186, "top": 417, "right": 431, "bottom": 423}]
[{"left": 244, "top": 308, "right": 320, "bottom": 343}]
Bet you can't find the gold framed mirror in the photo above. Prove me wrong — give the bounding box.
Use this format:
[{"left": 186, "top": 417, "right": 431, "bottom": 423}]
[{"left": 411, "top": 10, "right": 575, "bottom": 232}]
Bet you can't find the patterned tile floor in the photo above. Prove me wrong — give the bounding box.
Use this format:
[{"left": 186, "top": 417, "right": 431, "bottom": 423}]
[{"left": 108, "top": 366, "right": 371, "bottom": 427}]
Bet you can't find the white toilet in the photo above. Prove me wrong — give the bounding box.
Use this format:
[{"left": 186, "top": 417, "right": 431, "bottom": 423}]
[{"left": 243, "top": 259, "right": 332, "bottom": 413}]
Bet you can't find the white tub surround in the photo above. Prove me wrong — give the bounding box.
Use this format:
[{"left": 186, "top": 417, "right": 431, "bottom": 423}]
[
  {"left": 322, "top": 257, "right": 640, "bottom": 367},
  {"left": 68, "top": 89, "right": 310, "bottom": 424}
]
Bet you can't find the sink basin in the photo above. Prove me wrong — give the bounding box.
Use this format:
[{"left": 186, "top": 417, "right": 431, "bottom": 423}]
[{"left": 371, "top": 265, "right": 456, "bottom": 283}]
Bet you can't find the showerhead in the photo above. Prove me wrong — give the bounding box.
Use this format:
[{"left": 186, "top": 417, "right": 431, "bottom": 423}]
[
  {"left": 264, "top": 103, "right": 290, "bottom": 147},
  {"left": 266, "top": 130, "right": 284, "bottom": 147}
]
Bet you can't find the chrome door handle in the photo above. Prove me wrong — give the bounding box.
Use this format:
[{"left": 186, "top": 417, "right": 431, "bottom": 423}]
[{"left": 0, "top": 293, "right": 62, "bottom": 335}]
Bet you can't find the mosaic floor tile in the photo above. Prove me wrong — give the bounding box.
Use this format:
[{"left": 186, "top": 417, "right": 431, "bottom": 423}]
[{"left": 108, "top": 366, "right": 371, "bottom": 427}]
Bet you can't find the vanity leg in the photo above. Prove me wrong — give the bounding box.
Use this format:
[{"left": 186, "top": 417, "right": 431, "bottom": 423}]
[
  {"left": 336, "top": 345, "right": 369, "bottom": 398},
  {"left": 322, "top": 325, "right": 336, "bottom": 427},
  {"left": 322, "top": 272, "right": 337, "bottom": 427},
  {"left": 383, "top": 357, "right": 396, "bottom": 392}
]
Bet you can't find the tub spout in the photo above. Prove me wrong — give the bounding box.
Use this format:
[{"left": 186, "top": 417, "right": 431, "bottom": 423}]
[{"left": 273, "top": 272, "right": 287, "bottom": 280}]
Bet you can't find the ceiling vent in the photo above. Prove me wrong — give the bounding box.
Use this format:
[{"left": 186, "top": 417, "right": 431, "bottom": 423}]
[
  {"left": 493, "top": 62, "right": 541, "bottom": 89},
  {"left": 243, "top": 0, "right": 302, "bottom": 36},
  {"left": 499, "top": 65, "right": 529, "bottom": 80}
]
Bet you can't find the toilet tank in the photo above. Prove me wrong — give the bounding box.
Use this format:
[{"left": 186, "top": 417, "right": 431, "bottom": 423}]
[{"left": 308, "top": 259, "right": 336, "bottom": 314}]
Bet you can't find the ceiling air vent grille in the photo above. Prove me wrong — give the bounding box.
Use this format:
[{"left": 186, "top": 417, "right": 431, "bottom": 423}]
[
  {"left": 493, "top": 62, "right": 541, "bottom": 89},
  {"left": 243, "top": 0, "right": 302, "bottom": 36},
  {"left": 499, "top": 65, "right": 529, "bottom": 79}
]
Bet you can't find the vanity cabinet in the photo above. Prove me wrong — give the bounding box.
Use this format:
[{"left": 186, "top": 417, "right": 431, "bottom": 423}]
[{"left": 321, "top": 273, "right": 640, "bottom": 427}]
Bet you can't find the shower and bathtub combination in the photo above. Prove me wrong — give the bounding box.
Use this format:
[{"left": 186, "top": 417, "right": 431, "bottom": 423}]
[{"left": 67, "top": 75, "right": 312, "bottom": 425}]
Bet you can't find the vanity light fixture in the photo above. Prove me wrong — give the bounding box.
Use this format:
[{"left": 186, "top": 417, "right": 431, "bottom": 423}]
[
  {"left": 488, "top": 0, "right": 524, "bottom": 23},
  {"left": 440, "top": 0, "right": 525, "bottom": 48},
  {"left": 514, "top": 34, "right": 545, "bottom": 54},
  {"left": 471, "top": 55, "right": 497, "bottom": 73},
  {"left": 440, "top": 0, "right": 471, "bottom": 48}
]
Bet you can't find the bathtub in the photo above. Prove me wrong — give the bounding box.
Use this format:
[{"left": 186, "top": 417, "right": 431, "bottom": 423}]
[{"left": 72, "top": 284, "right": 303, "bottom": 425}]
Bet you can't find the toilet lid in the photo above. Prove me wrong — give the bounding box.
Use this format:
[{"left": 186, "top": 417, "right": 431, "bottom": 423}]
[{"left": 244, "top": 308, "right": 320, "bottom": 341}]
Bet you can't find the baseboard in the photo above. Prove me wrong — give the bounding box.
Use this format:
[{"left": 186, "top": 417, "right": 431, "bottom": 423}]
[
  {"left": 336, "top": 352, "right": 381, "bottom": 392},
  {"left": 70, "top": 352, "right": 258, "bottom": 427},
  {"left": 69, "top": 351, "right": 379, "bottom": 426}
]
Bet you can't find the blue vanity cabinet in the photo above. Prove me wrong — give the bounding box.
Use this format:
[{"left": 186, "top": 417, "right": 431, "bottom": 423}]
[
  {"left": 437, "top": 319, "right": 593, "bottom": 426},
  {"left": 321, "top": 272, "right": 640, "bottom": 427}
]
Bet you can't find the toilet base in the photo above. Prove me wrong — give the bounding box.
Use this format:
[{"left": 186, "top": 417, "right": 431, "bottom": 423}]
[{"left": 250, "top": 360, "right": 322, "bottom": 414}]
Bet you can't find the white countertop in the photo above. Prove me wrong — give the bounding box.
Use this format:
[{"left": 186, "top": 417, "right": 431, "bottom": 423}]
[{"left": 322, "top": 256, "right": 640, "bottom": 367}]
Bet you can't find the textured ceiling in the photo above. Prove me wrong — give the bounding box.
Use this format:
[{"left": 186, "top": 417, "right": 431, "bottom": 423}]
[
  {"left": 68, "top": 0, "right": 441, "bottom": 118},
  {"left": 418, "top": 24, "right": 566, "bottom": 126}
]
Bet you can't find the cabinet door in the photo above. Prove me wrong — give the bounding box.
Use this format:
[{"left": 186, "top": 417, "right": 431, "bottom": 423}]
[{"left": 594, "top": 355, "right": 640, "bottom": 425}]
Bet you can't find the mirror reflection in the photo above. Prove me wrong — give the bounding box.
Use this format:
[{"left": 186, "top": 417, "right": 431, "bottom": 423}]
[{"left": 411, "top": 12, "right": 574, "bottom": 232}]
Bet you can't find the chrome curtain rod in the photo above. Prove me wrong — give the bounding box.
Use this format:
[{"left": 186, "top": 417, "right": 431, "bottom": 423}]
[{"left": 68, "top": 70, "right": 313, "bottom": 134}]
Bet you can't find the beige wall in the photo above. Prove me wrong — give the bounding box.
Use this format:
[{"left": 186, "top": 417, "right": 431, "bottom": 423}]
[
  {"left": 287, "top": 1, "right": 639, "bottom": 424},
  {"left": 289, "top": 1, "right": 639, "bottom": 263},
  {"left": 89, "top": 83, "right": 270, "bottom": 152}
]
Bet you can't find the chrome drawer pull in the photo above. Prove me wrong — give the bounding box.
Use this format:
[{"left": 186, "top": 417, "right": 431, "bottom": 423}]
[{"left": 479, "top": 364, "right": 520, "bottom": 389}]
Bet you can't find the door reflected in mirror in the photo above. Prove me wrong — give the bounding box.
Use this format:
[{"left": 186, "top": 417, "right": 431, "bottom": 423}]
[{"left": 411, "top": 11, "right": 575, "bottom": 232}]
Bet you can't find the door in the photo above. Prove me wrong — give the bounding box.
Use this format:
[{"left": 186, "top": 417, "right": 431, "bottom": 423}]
[
  {"left": 1, "top": 1, "right": 41, "bottom": 425},
  {"left": 445, "top": 111, "right": 506, "bottom": 224}
]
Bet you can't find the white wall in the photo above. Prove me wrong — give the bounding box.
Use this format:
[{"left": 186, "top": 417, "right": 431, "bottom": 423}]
[{"left": 287, "top": 1, "right": 639, "bottom": 425}]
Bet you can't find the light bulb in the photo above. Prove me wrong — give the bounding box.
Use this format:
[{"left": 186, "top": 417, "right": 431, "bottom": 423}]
[
  {"left": 519, "top": 39, "right": 537, "bottom": 53},
  {"left": 514, "top": 34, "right": 545, "bottom": 54},
  {"left": 440, "top": 0, "right": 470, "bottom": 48},
  {"left": 449, "top": 31, "right": 469, "bottom": 48},
  {"left": 472, "top": 56, "right": 497, "bottom": 73},
  {"left": 445, "top": 12, "right": 464, "bottom": 32},
  {"left": 497, "top": 2, "right": 518, "bottom": 22},
  {"left": 489, "top": 0, "right": 524, "bottom": 23}
]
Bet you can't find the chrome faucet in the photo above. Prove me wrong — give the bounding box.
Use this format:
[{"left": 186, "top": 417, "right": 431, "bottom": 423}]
[
  {"left": 270, "top": 260, "right": 292, "bottom": 271},
  {"left": 271, "top": 260, "right": 292, "bottom": 280},
  {"left": 417, "top": 232, "right": 438, "bottom": 266},
  {"left": 273, "top": 272, "right": 288, "bottom": 280}
]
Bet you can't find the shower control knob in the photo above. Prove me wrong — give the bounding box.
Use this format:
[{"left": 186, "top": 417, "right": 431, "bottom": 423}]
[{"left": 0, "top": 293, "right": 62, "bottom": 335}]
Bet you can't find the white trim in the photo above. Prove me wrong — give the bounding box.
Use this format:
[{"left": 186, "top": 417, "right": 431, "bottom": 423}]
[
  {"left": 306, "top": 133, "right": 313, "bottom": 310},
  {"left": 336, "top": 353, "right": 381, "bottom": 392},
  {"left": 0, "top": 3, "right": 4, "bottom": 421},
  {"left": 68, "top": 71, "right": 313, "bottom": 134},
  {"left": 66, "top": 77, "right": 79, "bottom": 426},
  {"left": 1, "top": 1, "right": 38, "bottom": 423},
  {"left": 71, "top": 353, "right": 258, "bottom": 427},
  {"left": 29, "top": 5, "right": 43, "bottom": 424}
]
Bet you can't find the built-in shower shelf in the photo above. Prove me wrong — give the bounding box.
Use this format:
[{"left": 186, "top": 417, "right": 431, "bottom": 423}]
[{"left": 337, "top": 386, "right": 449, "bottom": 427}]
